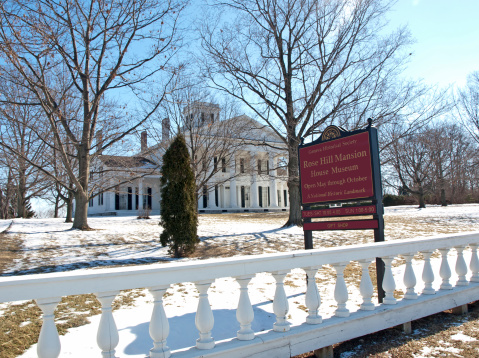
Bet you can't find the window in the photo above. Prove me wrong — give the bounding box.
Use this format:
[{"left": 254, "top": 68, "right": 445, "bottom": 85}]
[
  {"left": 266, "top": 160, "right": 270, "bottom": 174},
  {"left": 147, "top": 187, "right": 152, "bottom": 210},
  {"left": 222, "top": 158, "right": 226, "bottom": 173},
  {"left": 115, "top": 186, "right": 120, "bottom": 210},
  {"left": 135, "top": 187, "right": 139, "bottom": 210},
  {"left": 201, "top": 112, "right": 205, "bottom": 124},
  {"left": 240, "top": 158, "right": 245, "bottom": 173},
  {"left": 258, "top": 159, "right": 262, "bottom": 174},
  {"left": 202, "top": 158, "right": 207, "bottom": 171},
  {"left": 89, "top": 198, "right": 94, "bottom": 207},
  {"left": 210, "top": 113, "right": 215, "bottom": 122},
  {"left": 127, "top": 187, "right": 132, "bottom": 210},
  {"left": 98, "top": 192, "right": 104, "bottom": 206},
  {"left": 214, "top": 156, "right": 218, "bottom": 171}
]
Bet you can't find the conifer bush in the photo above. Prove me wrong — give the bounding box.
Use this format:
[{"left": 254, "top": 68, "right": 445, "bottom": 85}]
[{"left": 159, "top": 135, "right": 198, "bottom": 257}]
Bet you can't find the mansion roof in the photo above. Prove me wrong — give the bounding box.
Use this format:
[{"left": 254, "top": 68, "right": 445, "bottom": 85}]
[{"left": 99, "top": 155, "right": 158, "bottom": 169}]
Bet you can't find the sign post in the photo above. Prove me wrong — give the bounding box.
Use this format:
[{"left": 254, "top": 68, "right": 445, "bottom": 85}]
[{"left": 298, "top": 119, "right": 385, "bottom": 302}]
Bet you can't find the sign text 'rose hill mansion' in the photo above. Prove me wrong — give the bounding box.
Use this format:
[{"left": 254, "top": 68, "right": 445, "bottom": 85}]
[{"left": 86, "top": 102, "right": 291, "bottom": 215}]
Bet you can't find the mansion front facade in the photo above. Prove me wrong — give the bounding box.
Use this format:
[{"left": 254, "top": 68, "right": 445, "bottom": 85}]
[{"left": 86, "top": 103, "right": 289, "bottom": 216}]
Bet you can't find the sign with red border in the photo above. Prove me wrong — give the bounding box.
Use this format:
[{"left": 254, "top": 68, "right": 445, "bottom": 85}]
[{"left": 299, "top": 131, "right": 374, "bottom": 205}]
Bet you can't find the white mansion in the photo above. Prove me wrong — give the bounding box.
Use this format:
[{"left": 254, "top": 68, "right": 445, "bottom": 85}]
[{"left": 87, "top": 102, "right": 290, "bottom": 216}]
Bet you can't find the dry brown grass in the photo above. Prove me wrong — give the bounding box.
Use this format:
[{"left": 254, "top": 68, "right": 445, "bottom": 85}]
[{"left": 0, "top": 233, "right": 22, "bottom": 274}]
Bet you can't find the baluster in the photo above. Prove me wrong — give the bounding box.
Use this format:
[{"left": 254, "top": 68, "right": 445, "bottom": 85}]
[
  {"left": 470, "top": 244, "right": 479, "bottom": 282},
  {"left": 403, "top": 254, "right": 418, "bottom": 299},
  {"left": 382, "top": 257, "right": 397, "bottom": 304},
  {"left": 358, "top": 260, "right": 375, "bottom": 310},
  {"left": 95, "top": 291, "right": 120, "bottom": 358},
  {"left": 235, "top": 275, "right": 255, "bottom": 340},
  {"left": 333, "top": 263, "right": 349, "bottom": 317},
  {"left": 455, "top": 246, "right": 469, "bottom": 286},
  {"left": 304, "top": 266, "right": 322, "bottom": 324},
  {"left": 36, "top": 297, "right": 61, "bottom": 358},
  {"left": 148, "top": 286, "right": 171, "bottom": 358},
  {"left": 422, "top": 251, "right": 435, "bottom": 295},
  {"left": 439, "top": 248, "right": 452, "bottom": 290},
  {"left": 195, "top": 280, "right": 215, "bottom": 349},
  {"left": 272, "top": 270, "right": 291, "bottom": 332}
]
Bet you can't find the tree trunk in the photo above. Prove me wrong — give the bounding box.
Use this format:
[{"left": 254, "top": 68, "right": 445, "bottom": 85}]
[
  {"left": 72, "top": 145, "right": 90, "bottom": 229},
  {"left": 440, "top": 188, "right": 447, "bottom": 206},
  {"left": 65, "top": 192, "right": 73, "bottom": 223},
  {"left": 72, "top": 191, "right": 89, "bottom": 229},
  {"left": 284, "top": 135, "right": 302, "bottom": 227},
  {"left": 16, "top": 168, "right": 27, "bottom": 218},
  {"left": 418, "top": 188, "right": 426, "bottom": 208},
  {"left": 54, "top": 195, "right": 60, "bottom": 218}
]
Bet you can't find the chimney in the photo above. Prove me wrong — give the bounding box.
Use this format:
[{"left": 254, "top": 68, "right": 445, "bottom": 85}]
[
  {"left": 95, "top": 130, "right": 103, "bottom": 155},
  {"left": 141, "top": 131, "right": 147, "bottom": 152},
  {"left": 162, "top": 118, "right": 170, "bottom": 141}
]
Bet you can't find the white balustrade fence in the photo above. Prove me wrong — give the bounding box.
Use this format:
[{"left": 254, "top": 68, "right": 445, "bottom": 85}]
[{"left": 1, "top": 231, "right": 479, "bottom": 358}]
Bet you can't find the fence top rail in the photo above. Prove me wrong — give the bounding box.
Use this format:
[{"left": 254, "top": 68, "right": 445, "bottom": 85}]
[{"left": 1, "top": 231, "right": 478, "bottom": 303}]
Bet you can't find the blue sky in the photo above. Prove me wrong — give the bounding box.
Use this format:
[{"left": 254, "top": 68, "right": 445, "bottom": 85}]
[{"left": 388, "top": 0, "right": 479, "bottom": 88}]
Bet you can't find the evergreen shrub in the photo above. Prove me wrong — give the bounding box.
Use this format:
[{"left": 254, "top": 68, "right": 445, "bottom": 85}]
[{"left": 159, "top": 135, "right": 198, "bottom": 257}]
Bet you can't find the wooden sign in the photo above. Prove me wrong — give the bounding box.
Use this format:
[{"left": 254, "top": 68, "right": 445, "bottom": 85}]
[{"left": 299, "top": 131, "right": 374, "bottom": 205}]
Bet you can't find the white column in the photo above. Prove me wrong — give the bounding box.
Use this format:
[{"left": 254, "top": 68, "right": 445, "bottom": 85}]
[
  {"left": 95, "top": 291, "right": 120, "bottom": 358},
  {"left": 333, "top": 263, "right": 349, "bottom": 317},
  {"left": 470, "top": 244, "right": 479, "bottom": 282},
  {"left": 36, "top": 297, "right": 61, "bottom": 358},
  {"left": 439, "top": 248, "right": 452, "bottom": 290},
  {"left": 304, "top": 266, "right": 322, "bottom": 324},
  {"left": 250, "top": 154, "right": 259, "bottom": 208},
  {"left": 272, "top": 270, "right": 291, "bottom": 332},
  {"left": 229, "top": 159, "right": 238, "bottom": 208},
  {"left": 359, "top": 260, "right": 375, "bottom": 310},
  {"left": 109, "top": 179, "right": 116, "bottom": 211},
  {"left": 422, "top": 251, "right": 436, "bottom": 295},
  {"left": 208, "top": 185, "right": 217, "bottom": 209},
  {"left": 148, "top": 285, "right": 171, "bottom": 358},
  {"left": 455, "top": 246, "right": 469, "bottom": 286},
  {"left": 269, "top": 155, "right": 278, "bottom": 208},
  {"left": 403, "top": 254, "right": 418, "bottom": 299},
  {"left": 235, "top": 275, "right": 255, "bottom": 340},
  {"left": 195, "top": 280, "right": 215, "bottom": 349},
  {"left": 139, "top": 179, "right": 144, "bottom": 210}
]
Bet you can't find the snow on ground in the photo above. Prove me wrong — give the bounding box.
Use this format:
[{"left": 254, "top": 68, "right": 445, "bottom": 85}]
[
  {"left": 1, "top": 204, "right": 479, "bottom": 357},
  {"left": 0, "top": 219, "right": 12, "bottom": 232}
]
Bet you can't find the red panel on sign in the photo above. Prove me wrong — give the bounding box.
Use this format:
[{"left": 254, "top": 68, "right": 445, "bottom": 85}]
[
  {"left": 299, "top": 132, "right": 374, "bottom": 204},
  {"left": 304, "top": 219, "right": 378, "bottom": 231},
  {"left": 302, "top": 205, "right": 376, "bottom": 218}
]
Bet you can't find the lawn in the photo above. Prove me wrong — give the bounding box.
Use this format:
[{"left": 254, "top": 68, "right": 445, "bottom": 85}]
[{"left": 1, "top": 204, "right": 479, "bottom": 357}]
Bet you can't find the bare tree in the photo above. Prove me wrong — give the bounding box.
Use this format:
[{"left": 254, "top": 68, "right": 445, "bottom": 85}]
[
  {"left": 200, "top": 0, "right": 425, "bottom": 225},
  {"left": 0, "top": 0, "right": 185, "bottom": 229},
  {"left": 386, "top": 129, "right": 434, "bottom": 208},
  {"left": 0, "top": 86, "right": 50, "bottom": 217},
  {"left": 457, "top": 71, "right": 479, "bottom": 144}
]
